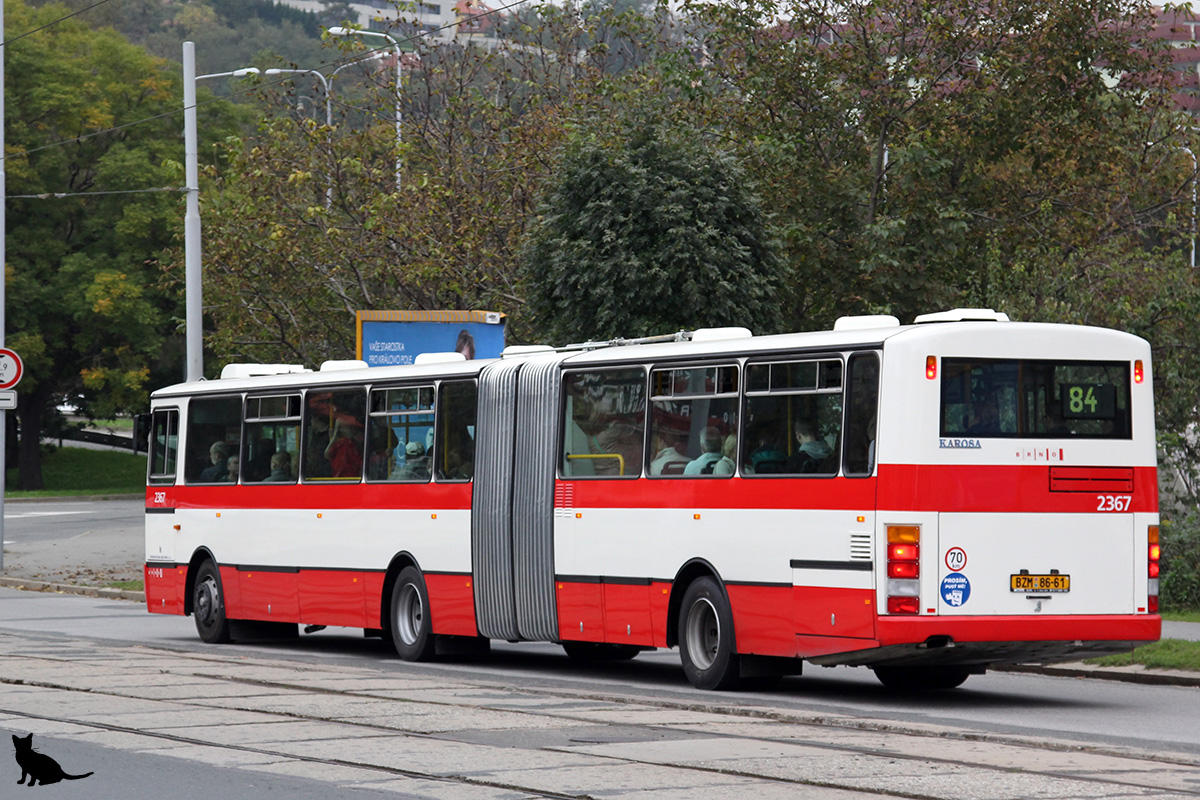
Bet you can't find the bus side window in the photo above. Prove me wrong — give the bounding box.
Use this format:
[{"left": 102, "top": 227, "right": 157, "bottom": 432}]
[
  {"left": 148, "top": 409, "right": 179, "bottom": 485},
  {"left": 741, "top": 359, "right": 842, "bottom": 477},
  {"left": 304, "top": 389, "right": 367, "bottom": 481},
  {"left": 648, "top": 365, "right": 738, "bottom": 478},
  {"left": 843, "top": 352, "right": 880, "bottom": 477},
  {"left": 243, "top": 395, "right": 301, "bottom": 484},
  {"left": 435, "top": 380, "right": 477, "bottom": 482},
  {"left": 367, "top": 386, "right": 434, "bottom": 482},
  {"left": 183, "top": 396, "right": 242, "bottom": 484},
  {"left": 561, "top": 369, "right": 646, "bottom": 478}
]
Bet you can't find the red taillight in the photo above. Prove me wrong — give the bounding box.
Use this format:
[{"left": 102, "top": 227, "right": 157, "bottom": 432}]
[
  {"left": 886, "top": 525, "right": 920, "bottom": 615},
  {"left": 1134, "top": 360, "right": 1144, "bottom": 384},
  {"left": 888, "top": 596, "right": 920, "bottom": 614},
  {"left": 925, "top": 356, "right": 937, "bottom": 380},
  {"left": 1148, "top": 525, "right": 1160, "bottom": 613}
]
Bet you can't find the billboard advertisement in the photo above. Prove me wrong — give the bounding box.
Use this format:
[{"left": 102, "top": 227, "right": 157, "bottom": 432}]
[{"left": 355, "top": 310, "right": 506, "bottom": 366}]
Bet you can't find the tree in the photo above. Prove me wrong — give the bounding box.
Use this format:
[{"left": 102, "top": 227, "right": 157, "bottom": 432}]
[
  {"left": 5, "top": 0, "right": 240, "bottom": 488},
  {"left": 521, "top": 115, "right": 788, "bottom": 344}
]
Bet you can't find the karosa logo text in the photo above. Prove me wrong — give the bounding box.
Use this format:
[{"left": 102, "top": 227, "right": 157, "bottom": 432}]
[{"left": 939, "top": 438, "right": 982, "bottom": 449}]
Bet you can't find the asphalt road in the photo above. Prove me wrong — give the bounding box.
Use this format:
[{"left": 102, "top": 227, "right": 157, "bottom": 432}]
[{"left": 0, "top": 497, "right": 143, "bottom": 585}]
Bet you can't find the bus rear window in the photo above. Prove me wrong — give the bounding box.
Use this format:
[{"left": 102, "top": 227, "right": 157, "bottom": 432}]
[{"left": 940, "top": 358, "right": 1131, "bottom": 439}]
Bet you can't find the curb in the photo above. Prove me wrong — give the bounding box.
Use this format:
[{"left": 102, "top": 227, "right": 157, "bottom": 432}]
[
  {"left": 997, "top": 662, "right": 1200, "bottom": 688},
  {"left": 0, "top": 576, "right": 144, "bottom": 603}
]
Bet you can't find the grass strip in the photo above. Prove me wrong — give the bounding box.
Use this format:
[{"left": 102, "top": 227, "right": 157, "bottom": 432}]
[
  {"left": 6, "top": 447, "right": 146, "bottom": 498},
  {"left": 1086, "top": 639, "right": 1200, "bottom": 671}
]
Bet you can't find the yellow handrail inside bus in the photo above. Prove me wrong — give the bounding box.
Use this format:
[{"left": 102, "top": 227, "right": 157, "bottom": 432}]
[{"left": 566, "top": 453, "right": 626, "bottom": 476}]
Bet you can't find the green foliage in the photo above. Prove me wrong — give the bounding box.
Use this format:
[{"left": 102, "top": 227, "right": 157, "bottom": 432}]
[
  {"left": 1161, "top": 512, "right": 1200, "bottom": 611},
  {"left": 5, "top": 0, "right": 241, "bottom": 488},
  {"left": 522, "top": 116, "right": 788, "bottom": 343}
]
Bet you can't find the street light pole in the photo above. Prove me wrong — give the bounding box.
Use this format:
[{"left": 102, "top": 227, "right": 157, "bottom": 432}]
[
  {"left": 181, "top": 42, "right": 259, "bottom": 383},
  {"left": 328, "top": 27, "right": 403, "bottom": 192}
]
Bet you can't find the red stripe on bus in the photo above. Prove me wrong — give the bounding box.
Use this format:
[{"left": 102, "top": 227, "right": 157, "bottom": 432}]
[
  {"left": 875, "top": 464, "right": 1158, "bottom": 513},
  {"left": 165, "top": 482, "right": 473, "bottom": 510},
  {"left": 555, "top": 465, "right": 1157, "bottom": 513}
]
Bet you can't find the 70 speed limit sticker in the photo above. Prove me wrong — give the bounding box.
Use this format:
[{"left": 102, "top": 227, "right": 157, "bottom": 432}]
[{"left": 945, "top": 547, "right": 968, "bottom": 572}]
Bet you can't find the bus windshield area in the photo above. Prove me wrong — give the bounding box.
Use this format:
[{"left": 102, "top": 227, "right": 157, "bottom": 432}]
[{"left": 940, "top": 358, "right": 1131, "bottom": 439}]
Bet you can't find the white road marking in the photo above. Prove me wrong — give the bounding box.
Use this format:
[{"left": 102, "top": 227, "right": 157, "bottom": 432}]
[{"left": 4, "top": 511, "right": 90, "bottom": 519}]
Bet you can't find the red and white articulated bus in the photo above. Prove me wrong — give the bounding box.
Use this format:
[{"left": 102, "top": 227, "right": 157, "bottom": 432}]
[{"left": 144, "top": 309, "right": 1161, "bottom": 690}]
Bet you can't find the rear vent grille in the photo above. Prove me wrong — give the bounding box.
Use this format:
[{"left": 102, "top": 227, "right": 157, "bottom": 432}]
[{"left": 850, "top": 533, "right": 873, "bottom": 560}]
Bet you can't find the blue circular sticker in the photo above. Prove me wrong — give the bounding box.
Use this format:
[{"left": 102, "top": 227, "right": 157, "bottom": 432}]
[{"left": 940, "top": 572, "right": 971, "bottom": 608}]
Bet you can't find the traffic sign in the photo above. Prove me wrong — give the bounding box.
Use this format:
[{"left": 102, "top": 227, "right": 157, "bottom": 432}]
[
  {"left": 0, "top": 349, "right": 23, "bottom": 390},
  {"left": 0, "top": 390, "right": 15, "bottom": 410}
]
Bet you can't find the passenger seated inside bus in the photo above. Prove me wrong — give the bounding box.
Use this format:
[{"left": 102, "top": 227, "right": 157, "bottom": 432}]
[
  {"left": 266, "top": 451, "right": 293, "bottom": 482},
  {"left": 199, "top": 441, "right": 230, "bottom": 482},
  {"left": 743, "top": 426, "right": 787, "bottom": 474},
  {"left": 245, "top": 439, "right": 275, "bottom": 482},
  {"left": 395, "top": 441, "right": 431, "bottom": 480},
  {"left": 786, "top": 419, "right": 831, "bottom": 474},
  {"left": 713, "top": 434, "right": 737, "bottom": 475},
  {"left": 224, "top": 455, "right": 240, "bottom": 483},
  {"left": 649, "top": 431, "right": 688, "bottom": 475},
  {"left": 684, "top": 427, "right": 725, "bottom": 475}
]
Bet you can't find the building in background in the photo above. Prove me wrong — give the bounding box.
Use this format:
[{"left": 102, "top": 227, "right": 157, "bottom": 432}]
[{"left": 279, "top": 0, "right": 500, "bottom": 48}]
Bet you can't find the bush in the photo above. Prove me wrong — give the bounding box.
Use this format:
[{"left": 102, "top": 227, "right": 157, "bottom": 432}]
[{"left": 1161, "top": 511, "right": 1200, "bottom": 611}]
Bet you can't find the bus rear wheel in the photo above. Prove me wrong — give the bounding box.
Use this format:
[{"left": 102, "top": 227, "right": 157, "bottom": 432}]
[
  {"left": 390, "top": 567, "right": 436, "bottom": 661},
  {"left": 678, "top": 577, "right": 741, "bottom": 690},
  {"left": 193, "top": 560, "right": 231, "bottom": 644},
  {"left": 873, "top": 665, "right": 971, "bottom": 691}
]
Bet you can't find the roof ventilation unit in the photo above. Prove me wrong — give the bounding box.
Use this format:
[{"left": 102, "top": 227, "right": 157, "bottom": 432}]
[
  {"left": 833, "top": 315, "right": 901, "bottom": 331},
  {"left": 219, "top": 363, "right": 311, "bottom": 380},
  {"left": 914, "top": 308, "right": 1010, "bottom": 324},
  {"left": 414, "top": 352, "right": 467, "bottom": 365},
  {"left": 319, "top": 359, "right": 369, "bottom": 371},
  {"left": 690, "top": 327, "right": 753, "bottom": 342}
]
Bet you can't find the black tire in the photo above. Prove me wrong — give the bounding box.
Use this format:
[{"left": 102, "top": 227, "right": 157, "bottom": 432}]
[
  {"left": 562, "top": 641, "right": 642, "bottom": 662},
  {"left": 677, "top": 577, "right": 741, "bottom": 690},
  {"left": 873, "top": 665, "right": 971, "bottom": 691},
  {"left": 390, "top": 566, "right": 436, "bottom": 661},
  {"left": 193, "top": 560, "right": 231, "bottom": 644}
]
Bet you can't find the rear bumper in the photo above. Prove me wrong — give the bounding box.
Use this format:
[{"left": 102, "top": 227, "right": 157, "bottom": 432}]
[{"left": 807, "top": 614, "right": 1161, "bottom": 668}]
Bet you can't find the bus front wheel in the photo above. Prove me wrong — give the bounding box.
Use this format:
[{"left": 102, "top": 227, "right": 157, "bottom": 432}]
[
  {"left": 193, "top": 560, "right": 231, "bottom": 644},
  {"left": 390, "top": 567, "right": 436, "bottom": 661},
  {"left": 678, "top": 577, "right": 741, "bottom": 690}
]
